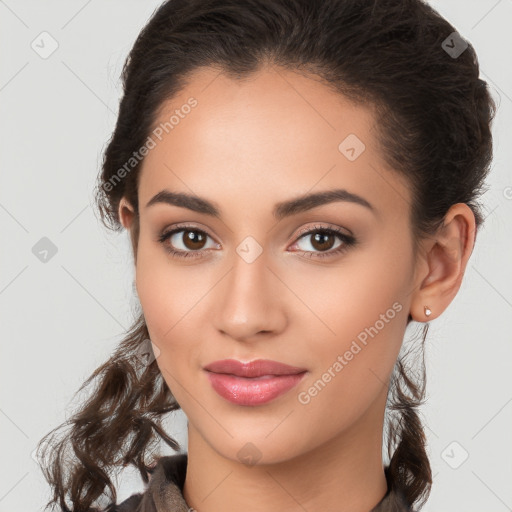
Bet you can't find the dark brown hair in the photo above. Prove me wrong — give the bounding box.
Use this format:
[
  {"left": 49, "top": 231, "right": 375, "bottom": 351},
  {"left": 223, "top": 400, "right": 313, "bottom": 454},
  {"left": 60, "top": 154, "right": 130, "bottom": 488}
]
[{"left": 36, "top": 0, "right": 496, "bottom": 510}]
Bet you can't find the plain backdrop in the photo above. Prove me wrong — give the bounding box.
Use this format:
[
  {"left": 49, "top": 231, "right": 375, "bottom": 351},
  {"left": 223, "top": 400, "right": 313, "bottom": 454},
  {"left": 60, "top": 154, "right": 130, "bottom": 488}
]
[{"left": 1, "top": 1, "right": 511, "bottom": 511}]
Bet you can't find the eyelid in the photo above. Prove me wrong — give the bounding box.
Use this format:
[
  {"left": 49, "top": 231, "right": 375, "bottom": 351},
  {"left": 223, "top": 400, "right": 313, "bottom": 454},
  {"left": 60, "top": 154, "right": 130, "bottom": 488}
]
[
  {"left": 292, "top": 222, "right": 353, "bottom": 239},
  {"left": 161, "top": 221, "right": 216, "bottom": 239}
]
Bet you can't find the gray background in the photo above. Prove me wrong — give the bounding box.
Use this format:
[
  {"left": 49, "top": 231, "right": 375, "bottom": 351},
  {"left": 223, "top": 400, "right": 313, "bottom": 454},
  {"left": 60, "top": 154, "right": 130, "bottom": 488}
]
[{"left": 1, "top": 1, "right": 511, "bottom": 511}]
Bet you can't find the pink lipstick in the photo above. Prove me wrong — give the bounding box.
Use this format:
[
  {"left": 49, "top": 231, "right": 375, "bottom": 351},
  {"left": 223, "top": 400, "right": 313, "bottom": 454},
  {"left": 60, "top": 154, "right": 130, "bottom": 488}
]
[{"left": 203, "top": 359, "right": 307, "bottom": 406}]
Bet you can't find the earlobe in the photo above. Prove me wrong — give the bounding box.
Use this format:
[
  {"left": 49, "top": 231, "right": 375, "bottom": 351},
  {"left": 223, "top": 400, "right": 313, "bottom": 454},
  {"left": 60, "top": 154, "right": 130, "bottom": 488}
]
[
  {"left": 409, "top": 203, "right": 476, "bottom": 322},
  {"left": 118, "top": 197, "right": 135, "bottom": 229}
]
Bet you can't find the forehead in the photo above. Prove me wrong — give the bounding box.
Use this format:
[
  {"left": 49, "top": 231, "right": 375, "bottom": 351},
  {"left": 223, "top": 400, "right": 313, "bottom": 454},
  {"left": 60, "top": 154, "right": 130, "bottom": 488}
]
[{"left": 138, "top": 65, "right": 411, "bottom": 222}]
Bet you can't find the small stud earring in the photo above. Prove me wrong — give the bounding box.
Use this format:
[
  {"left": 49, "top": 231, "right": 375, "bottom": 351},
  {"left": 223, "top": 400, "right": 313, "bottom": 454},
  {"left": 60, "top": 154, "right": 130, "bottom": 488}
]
[{"left": 424, "top": 306, "right": 432, "bottom": 317}]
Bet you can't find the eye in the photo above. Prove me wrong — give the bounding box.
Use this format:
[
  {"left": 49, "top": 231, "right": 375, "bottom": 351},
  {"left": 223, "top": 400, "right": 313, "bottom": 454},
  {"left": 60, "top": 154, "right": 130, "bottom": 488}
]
[
  {"left": 157, "top": 225, "right": 219, "bottom": 259},
  {"left": 157, "top": 223, "right": 357, "bottom": 260},
  {"left": 289, "top": 224, "right": 357, "bottom": 259}
]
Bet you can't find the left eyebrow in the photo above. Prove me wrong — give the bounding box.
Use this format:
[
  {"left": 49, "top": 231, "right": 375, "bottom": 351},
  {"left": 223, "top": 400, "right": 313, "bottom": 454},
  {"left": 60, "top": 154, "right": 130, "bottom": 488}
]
[{"left": 145, "top": 188, "right": 376, "bottom": 220}]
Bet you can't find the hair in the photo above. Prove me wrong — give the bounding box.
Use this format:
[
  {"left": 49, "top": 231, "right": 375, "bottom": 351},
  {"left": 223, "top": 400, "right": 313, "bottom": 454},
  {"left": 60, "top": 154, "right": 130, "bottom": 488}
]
[{"left": 36, "top": 0, "right": 496, "bottom": 510}]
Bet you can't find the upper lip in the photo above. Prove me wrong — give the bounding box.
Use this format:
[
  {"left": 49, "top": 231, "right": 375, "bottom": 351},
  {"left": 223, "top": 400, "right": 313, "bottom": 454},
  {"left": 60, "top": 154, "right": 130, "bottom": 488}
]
[{"left": 203, "top": 359, "right": 307, "bottom": 378}]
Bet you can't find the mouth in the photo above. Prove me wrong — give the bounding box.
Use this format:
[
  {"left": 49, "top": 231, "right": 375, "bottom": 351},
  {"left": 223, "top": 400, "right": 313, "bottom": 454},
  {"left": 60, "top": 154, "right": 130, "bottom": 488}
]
[{"left": 203, "top": 359, "right": 307, "bottom": 406}]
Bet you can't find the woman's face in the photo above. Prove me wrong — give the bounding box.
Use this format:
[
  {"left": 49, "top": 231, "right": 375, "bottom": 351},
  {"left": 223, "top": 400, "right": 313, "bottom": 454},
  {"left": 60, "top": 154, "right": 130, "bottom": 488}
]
[{"left": 130, "top": 66, "right": 423, "bottom": 464}]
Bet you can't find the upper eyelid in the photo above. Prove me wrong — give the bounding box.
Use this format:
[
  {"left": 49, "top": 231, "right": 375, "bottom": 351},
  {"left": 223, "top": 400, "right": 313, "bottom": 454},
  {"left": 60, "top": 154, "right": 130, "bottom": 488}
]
[{"left": 294, "top": 223, "right": 352, "bottom": 237}]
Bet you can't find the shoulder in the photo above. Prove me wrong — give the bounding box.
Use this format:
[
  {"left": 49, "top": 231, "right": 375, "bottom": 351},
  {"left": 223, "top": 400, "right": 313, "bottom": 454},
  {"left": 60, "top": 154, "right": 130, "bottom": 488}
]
[
  {"left": 103, "top": 453, "right": 189, "bottom": 512},
  {"left": 104, "top": 492, "right": 144, "bottom": 512}
]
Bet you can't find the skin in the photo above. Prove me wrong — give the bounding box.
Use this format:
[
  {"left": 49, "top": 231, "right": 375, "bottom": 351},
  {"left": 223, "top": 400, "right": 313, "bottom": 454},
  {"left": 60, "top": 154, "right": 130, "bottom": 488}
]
[{"left": 118, "top": 65, "right": 475, "bottom": 512}]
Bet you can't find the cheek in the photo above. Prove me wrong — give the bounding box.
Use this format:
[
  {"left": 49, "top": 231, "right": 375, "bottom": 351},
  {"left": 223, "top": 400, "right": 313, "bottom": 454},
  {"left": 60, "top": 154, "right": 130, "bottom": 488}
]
[
  {"left": 134, "top": 240, "right": 212, "bottom": 380},
  {"left": 135, "top": 232, "right": 195, "bottom": 328},
  {"left": 293, "top": 292, "right": 408, "bottom": 440},
  {"left": 287, "top": 227, "right": 411, "bottom": 345},
  {"left": 292, "top": 237, "right": 412, "bottom": 411},
  {"left": 135, "top": 241, "right": 188, "bottom": 348},
  {"left": 135, "top": 255, "right": 199, "bottom": 405}
]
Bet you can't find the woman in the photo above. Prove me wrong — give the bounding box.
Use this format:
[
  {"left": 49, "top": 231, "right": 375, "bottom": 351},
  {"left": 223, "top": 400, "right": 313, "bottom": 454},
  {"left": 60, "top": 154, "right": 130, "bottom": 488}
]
[{"left": 36, "top": 0, "right": 496, "bottom": 510}]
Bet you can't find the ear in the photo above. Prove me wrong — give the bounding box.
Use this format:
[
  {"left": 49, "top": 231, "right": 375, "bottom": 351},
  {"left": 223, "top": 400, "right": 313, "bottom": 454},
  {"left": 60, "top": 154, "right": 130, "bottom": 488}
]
[
  {"left": 118, "top": 197, "right": 136, "bottom": 229},
  {"left": 118, "top": 197, "right": 140, "bottom": 264},
  {"left": 409, "top": 203, "right": 476, "bottom": 322}
]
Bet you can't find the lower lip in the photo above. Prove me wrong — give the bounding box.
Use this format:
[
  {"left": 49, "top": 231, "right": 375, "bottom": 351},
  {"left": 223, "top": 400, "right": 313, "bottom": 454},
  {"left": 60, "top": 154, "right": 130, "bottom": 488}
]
[{"left": 205, "top": 371, "right": 307, "bottom": 406}]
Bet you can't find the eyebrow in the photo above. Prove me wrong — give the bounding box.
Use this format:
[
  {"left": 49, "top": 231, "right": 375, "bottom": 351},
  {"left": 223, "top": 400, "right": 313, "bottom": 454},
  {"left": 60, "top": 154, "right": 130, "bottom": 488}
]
[{"left": 145, "top": 188, "right": 376, "bottom": 220}]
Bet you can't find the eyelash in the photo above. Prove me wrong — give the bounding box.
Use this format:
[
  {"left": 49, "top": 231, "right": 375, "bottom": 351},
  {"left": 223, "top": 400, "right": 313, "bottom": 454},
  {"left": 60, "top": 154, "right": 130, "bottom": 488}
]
[{"left": 157, "top": 223, "right": 357, "bottom": 260}]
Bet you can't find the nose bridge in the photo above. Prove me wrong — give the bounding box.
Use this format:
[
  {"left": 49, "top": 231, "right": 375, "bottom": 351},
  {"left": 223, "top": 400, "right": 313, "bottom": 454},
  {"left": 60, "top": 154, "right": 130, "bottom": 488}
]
[{"left": 213, "top": 242, "right": 284, "bottom": 339}]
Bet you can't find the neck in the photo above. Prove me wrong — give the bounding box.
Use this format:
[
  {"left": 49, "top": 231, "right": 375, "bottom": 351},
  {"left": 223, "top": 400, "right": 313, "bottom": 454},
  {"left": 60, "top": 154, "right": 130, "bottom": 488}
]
[{"left": 182, "top": 388, "right": 389, "bottom": 512}]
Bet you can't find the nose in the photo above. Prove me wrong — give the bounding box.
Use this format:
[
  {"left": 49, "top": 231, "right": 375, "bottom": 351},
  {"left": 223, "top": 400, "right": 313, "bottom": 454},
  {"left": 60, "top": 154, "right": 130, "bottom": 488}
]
[{"left": 213, "top": 250, "right": 287, "bottom": 343}]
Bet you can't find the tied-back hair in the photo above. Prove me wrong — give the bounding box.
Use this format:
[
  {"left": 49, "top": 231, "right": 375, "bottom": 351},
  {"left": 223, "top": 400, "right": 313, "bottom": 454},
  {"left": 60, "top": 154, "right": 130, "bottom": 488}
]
[{"left": 36, "top": 0, "right": 496, "bottom": 510}]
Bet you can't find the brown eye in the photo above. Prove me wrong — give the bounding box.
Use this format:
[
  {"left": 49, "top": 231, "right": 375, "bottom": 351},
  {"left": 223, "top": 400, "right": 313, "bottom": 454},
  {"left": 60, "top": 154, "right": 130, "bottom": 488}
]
[
  {"left": 290, "top": 225, "right": 357, "bottom": 259},
  {"left": 157, "top": 226, "right": 219, "bottom": 259},
  {"left": 179, "top": 229, "right": 207, "bottom": 250},
  {"left": 309, "top": 232, "right": 337, "bottom": 251},
  {"left": 294, "top": 229, "right": 343, "bottom": 253}
]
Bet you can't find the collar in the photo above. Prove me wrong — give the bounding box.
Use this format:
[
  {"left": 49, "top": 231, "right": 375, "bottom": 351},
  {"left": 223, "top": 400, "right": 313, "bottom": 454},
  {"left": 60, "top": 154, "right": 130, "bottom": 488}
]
[{"left": 116, "top": 453, "right": 412, "bottom": 512}]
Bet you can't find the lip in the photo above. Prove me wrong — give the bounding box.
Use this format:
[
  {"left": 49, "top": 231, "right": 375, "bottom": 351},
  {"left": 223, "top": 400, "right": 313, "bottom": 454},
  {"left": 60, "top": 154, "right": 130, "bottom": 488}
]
[
  {"left": 203, "top": 358, "right": 307, "bottom": 377},
  {"left": 203, "top": 359, "right": 307, "bottom": 406}
]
